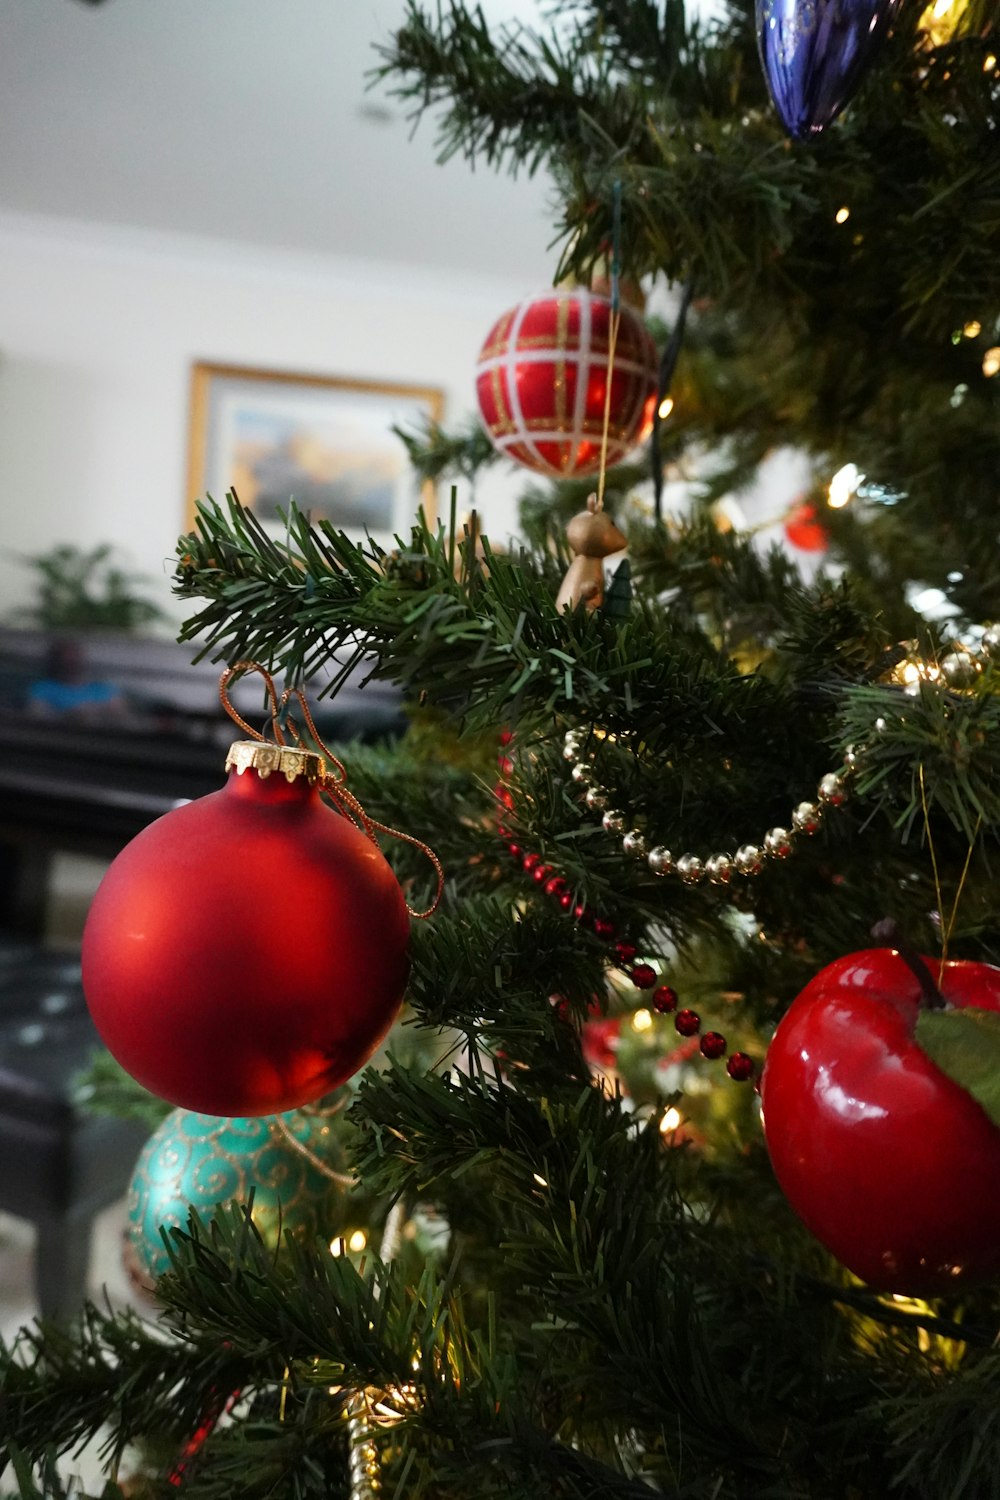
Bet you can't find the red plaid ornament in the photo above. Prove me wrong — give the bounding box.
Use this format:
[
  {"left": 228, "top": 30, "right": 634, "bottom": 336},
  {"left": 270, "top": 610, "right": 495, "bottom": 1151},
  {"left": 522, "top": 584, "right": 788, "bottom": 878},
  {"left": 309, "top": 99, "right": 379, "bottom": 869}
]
[{"left": 475, "top": 288, "right": 658, "bottom": 478}]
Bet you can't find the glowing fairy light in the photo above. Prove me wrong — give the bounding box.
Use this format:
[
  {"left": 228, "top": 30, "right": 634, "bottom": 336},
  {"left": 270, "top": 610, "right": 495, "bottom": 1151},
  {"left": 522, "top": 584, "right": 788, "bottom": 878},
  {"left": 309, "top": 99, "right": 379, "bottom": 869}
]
[
  {"left": 828, "top": 463, "right": 862, "bottom": 509},
  {"left": 660, "top": 1107, "right": 682, "bottom": 1133},
  {"left": 633, "top": 1008, "right": 653, "bottom": 1032},
  {"left": 658, "top": 395, "right": 675, "bottom": 419},
  {"left": 835, "top": 206, "right": 850, "bottom": 224},
  {"left": 920, "top": 0, "right": 970, "bottom": 45},
  {"left": 330, "top": 1229, "right": 369, "bottom": 1257}
]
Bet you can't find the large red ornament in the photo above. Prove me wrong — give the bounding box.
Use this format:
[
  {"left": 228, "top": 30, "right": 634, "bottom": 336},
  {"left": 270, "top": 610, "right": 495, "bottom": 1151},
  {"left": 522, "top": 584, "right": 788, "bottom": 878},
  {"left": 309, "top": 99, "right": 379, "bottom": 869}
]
[
  {"left": 474, "top": 288, "right": 658, "bottom": 478},
  {"left": 82, "top": 742, "right": 411, "bottom": 1117},
  {"left": 760, "top": 947, "right": 1000, "bottom": 1295}
]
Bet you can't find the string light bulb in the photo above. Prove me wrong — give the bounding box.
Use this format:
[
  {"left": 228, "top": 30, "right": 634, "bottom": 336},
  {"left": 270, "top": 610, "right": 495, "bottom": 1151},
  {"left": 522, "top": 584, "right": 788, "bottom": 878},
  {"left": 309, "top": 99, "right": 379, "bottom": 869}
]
[
  {"left": 963, "top": 320, "right": 982, "bottom": 339},
  {"left": 920, "top": 0, "right": 971, "bottom": 45},
  {"left": 828, "top": 463, "right": 862, "bottom": 509},
  {"left": 658, "top": 395, "right": 675, "bottom": 419},
  {"left": 982, "top": 347, "right": 1000, "bottom": 377},
  {"left": 633, "top": 1007, "right": 653, "bottom": 1032},
  {"left": 660, "top": 1106, "right": 682, "bottom": 1133},
  {"left": 835, "top": 206, "right": 851, "bottom": 224},
  {"left": 331, "top": 1229, "right": 370, "bottom": 1257}
]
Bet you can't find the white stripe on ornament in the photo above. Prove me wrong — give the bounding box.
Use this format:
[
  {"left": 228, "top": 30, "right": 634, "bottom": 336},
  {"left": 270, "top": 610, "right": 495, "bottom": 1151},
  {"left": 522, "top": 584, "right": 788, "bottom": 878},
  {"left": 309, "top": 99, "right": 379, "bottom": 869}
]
[
  {"left": 570, "top": 293, "right": 592, "bottom": 475},
  {"left": 503, "top": 296, "right": 548, "bottom": 473},
  {"left": 477, "top": 349, "right": 652, "bottom": 379}
]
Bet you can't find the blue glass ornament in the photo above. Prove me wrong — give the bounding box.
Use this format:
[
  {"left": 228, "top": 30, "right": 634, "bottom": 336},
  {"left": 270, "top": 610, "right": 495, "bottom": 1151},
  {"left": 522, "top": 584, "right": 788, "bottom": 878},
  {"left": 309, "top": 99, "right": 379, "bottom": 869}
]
[
  {"left": 124, "top": 1108, "right": 338, "bottom": 1290},
  {"left": 756, "top": 0, "right": 901, "bottom": 139}
]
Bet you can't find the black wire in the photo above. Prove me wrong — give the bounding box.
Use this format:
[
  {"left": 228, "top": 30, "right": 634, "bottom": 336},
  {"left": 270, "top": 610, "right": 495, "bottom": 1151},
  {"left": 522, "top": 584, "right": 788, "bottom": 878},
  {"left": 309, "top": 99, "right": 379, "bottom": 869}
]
[{"left": 651, "top": 278, "right": 695, "bottom": 523}]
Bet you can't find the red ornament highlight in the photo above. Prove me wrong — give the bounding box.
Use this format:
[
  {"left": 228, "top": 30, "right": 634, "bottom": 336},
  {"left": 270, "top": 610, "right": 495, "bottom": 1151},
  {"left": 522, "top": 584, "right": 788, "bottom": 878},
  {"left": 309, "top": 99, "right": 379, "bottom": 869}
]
[
  {"left": 82, "top": 742, "right": 411, "bottom": 1117},
  {"left": 760, "top": 947, "right": 1000, "bottom": 1294},
  {"left": 475, "top": 288, "right": 658, "bottom": 477},
  {"left": 783, "top": 500, "right": 829, "bottom": 553}
]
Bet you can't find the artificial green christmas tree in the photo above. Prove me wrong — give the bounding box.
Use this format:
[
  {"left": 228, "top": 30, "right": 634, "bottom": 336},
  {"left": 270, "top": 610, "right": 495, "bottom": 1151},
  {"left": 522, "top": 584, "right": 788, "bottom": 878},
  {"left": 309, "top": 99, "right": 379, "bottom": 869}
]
[{"left": 6, "top": 1, "right": 1000, "bottom": 1495}]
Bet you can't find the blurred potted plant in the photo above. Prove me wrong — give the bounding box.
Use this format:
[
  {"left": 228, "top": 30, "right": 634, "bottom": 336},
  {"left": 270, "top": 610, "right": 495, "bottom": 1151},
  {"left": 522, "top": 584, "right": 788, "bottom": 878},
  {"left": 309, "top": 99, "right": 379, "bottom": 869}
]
[{"left": 12, "top": 544, "right": 167, "bottom": 632}]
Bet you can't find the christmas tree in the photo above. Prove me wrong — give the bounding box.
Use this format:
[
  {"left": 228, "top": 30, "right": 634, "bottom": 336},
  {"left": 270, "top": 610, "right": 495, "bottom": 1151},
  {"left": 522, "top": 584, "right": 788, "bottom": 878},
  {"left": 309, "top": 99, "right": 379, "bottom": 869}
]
[{"left": 6, "top": 1, "right": 1000, "bottom": 1495}]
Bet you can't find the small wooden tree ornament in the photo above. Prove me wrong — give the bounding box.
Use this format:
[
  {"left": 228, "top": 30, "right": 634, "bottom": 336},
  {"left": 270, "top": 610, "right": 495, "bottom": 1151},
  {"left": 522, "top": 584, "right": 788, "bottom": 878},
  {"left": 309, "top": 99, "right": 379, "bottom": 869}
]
[{"left": 555, "top": 494, "right": 627, "bottom": 613}]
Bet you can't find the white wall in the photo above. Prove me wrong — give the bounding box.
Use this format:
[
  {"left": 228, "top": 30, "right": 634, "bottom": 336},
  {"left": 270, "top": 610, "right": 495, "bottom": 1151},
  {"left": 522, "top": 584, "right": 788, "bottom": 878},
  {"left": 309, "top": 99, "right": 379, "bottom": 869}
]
[{"left": 0, "top": 211, "right": 531, "bottom": 624}]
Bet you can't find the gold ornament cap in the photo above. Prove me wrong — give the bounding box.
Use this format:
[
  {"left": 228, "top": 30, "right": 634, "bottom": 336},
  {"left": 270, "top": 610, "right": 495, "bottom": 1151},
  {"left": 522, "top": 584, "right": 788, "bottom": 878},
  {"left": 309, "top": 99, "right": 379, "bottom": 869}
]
[{"left": 225, "top": 740, "right": 325, "bottom": 785}]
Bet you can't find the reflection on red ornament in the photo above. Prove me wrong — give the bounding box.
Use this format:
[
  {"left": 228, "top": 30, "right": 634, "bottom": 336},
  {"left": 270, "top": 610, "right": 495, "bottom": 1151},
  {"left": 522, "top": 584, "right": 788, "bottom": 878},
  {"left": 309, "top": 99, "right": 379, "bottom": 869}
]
[
  {"left": 581, "top": 1015, "right": 622, "bottom": 1071},
  {"left": 783, "top": 500, "right": 829, "bottom": 553},
  {"left": 475, "top": 288, "right": 658, "bottom": 477}
]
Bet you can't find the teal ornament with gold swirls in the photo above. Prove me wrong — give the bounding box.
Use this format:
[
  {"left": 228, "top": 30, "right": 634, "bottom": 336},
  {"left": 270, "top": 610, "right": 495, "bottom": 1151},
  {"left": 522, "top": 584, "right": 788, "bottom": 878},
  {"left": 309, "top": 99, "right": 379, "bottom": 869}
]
[{"left": 125, "top": 1108, "right": 337, "bottom": 1291}]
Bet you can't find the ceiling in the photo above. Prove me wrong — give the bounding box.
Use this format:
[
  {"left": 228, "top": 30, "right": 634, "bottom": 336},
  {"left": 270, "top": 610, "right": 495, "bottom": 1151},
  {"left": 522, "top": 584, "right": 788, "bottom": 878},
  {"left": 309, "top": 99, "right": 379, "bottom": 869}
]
[{"left": 0, "top": 0, "right": 557, "bottom": 282}]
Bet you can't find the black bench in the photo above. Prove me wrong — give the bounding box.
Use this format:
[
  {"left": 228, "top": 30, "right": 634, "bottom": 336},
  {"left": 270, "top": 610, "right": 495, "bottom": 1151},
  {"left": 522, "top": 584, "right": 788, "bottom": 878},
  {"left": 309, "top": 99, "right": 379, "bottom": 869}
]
[{"left": 0, "top": 941, "right": 148, "bottom": 1317}]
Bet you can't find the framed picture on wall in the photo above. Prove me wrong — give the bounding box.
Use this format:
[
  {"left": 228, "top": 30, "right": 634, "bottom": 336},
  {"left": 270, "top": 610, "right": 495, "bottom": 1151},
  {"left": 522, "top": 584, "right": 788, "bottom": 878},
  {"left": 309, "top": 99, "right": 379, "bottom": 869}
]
[{"left": 186, "top": 362, "right": 445, "bottom": 542}]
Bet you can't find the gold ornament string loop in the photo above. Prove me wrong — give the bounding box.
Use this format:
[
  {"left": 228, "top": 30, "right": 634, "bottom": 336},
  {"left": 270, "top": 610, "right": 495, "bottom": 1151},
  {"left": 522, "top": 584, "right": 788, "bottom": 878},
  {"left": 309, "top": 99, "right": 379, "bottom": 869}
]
[
  {"left": 219, "top": 661, "right": 444, "bottom": 919},
  {"left": 595, "top": 303, "right": 622, "bottom": 514},
  {"left": 268, "top": 1110, "right": 358, "bottom": 1188},
  {"left": 219, "top": 661, "right": 287, "bottom": 744}
]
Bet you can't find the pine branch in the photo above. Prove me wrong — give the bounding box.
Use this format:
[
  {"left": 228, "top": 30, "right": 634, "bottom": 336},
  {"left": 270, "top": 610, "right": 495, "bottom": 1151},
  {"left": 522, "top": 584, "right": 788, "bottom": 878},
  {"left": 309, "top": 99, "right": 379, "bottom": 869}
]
[{"left": 0, "top": 1307, "right": 249, "bottom": 1476}]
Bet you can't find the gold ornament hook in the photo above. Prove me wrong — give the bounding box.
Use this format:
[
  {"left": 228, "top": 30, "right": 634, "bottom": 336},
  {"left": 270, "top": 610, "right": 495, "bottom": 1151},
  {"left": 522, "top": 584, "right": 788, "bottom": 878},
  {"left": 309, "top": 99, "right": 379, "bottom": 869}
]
[{"left": 219, "top": 662, "right": 444, "bottom": 919}]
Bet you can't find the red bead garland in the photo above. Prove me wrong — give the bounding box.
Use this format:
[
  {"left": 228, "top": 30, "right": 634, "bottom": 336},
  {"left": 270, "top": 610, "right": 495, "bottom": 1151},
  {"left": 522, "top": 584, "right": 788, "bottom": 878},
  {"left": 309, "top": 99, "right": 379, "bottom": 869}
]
[
  {"left": 497, "top": 734, "right": 754, "bottom": 1082},
  {"left": 700, "top": 1031, "right": 727, "bottom": 1059},
  {"left": 726, "top": 1052, "right": 755, "bottom": 1081},
  {"left": 502, "top": 836, "right": 754, "bottom": 1083}
]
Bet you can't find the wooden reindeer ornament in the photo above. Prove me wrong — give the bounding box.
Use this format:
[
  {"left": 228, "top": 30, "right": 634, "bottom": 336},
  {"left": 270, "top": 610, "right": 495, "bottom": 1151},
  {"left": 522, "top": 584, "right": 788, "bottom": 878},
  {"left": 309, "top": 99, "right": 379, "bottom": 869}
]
[{"left": 555, "top": 494, "right": 627, "bottom": 613}]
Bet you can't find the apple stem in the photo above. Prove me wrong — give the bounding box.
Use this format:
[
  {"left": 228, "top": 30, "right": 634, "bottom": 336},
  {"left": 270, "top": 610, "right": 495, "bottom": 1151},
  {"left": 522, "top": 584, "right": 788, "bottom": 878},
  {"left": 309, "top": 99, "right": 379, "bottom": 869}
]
[{"left": 871, "top": 918, "right": 947, "bottom": 1010}]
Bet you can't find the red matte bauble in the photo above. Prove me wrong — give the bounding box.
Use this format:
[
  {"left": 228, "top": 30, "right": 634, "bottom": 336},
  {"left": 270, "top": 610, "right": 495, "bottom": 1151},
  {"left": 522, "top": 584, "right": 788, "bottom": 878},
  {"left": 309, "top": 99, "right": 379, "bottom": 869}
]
[
  {"left": 760, "top": 948, "right": 1000, "bottom": 1294},
  {"left": 82, "top": 755, "right": 410, "bottom": 1117},
  {"left": 783, "top": 500, "right": 829, "bottom": 552},
  {"left": 474, "top": 288, "right": 658, "bottom": 477}
]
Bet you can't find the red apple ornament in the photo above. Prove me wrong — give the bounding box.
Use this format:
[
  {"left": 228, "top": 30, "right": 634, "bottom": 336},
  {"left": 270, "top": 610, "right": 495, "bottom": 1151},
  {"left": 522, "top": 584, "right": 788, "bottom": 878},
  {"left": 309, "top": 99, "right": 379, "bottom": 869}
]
[
  {"left": 82, "top": 741, "right": 411, "bottom": 1117},
  {"left": 760, "top": 945, "right": 1000, "bottom": 1295}
]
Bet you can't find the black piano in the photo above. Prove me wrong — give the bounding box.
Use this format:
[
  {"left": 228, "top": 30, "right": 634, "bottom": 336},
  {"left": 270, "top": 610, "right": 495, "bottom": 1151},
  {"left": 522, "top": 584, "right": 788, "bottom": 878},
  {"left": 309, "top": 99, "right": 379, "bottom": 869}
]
[{"left": 0, "top": 626, "right": 404, "bottom": 937}]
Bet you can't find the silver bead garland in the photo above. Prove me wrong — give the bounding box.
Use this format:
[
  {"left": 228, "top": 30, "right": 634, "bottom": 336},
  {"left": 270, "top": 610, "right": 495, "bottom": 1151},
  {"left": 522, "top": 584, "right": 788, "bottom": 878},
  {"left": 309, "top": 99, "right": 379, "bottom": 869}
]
[
  {"left": 563, "top": 732, "right": 854, "bottom": 882},
  {"left": 347, "top": 1398, "right": 382, "bottom": 1500},
  {"left": 558, "top": 624, "right": 1000, "bottom": 884}
]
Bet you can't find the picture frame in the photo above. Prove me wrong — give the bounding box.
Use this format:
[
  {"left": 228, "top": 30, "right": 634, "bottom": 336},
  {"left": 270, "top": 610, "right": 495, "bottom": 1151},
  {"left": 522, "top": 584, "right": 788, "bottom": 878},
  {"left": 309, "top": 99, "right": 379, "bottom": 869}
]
[{"left": 185, "top": 361, "right": 445, "bottom": 542}]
